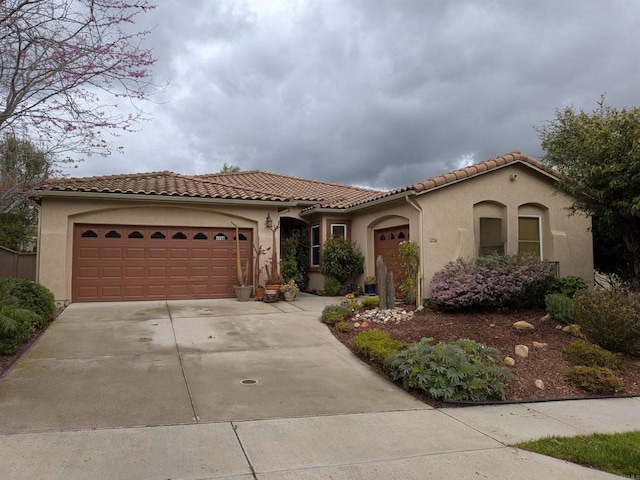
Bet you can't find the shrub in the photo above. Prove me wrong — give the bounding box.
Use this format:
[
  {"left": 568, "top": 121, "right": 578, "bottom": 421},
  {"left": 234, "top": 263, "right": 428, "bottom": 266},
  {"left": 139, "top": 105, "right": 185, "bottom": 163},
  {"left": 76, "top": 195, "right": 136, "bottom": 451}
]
[
  {"left": 321, "top": 304, "right": 350, "bottom": 325},
  {"left": 335, "top": 321, "right": 353, "bottom": 333},
  {"left": 386, "top": 337, "right": 513, "bottom": 402},
  {"left": 563, "top": 340, "right": 624, "bottom": 370},
  {"left": 573, "top": 289, "right": 640, "bottom": 354},
  {"left": 320, "top": 237, "right": 364, "bottom": 284},
  {"left": 549, "top": 276, "right": 587, "bottom": 298},
  {"left": 323, "top": 277, "right": 342, "bottom": 296},
  {"left": 429, "top": 254, "right": 556, "bottom": 310},
  {"left": 0, "top": 279, "right": 43, "bottom": 355},
  {"left": 361, "top": 296, "right": 380, "bottom": 310},
  {"left": 545, "top": 293, "right": 574, "bottom": 324},
  {"left": 567, "top": 366, "right": 624, "bottom": 395},
  {"left": 5, "top": 278, "right": 56, "bottom": 327},
  {"left": 352, "top": 329, "right": 404, "bottom": 364}
]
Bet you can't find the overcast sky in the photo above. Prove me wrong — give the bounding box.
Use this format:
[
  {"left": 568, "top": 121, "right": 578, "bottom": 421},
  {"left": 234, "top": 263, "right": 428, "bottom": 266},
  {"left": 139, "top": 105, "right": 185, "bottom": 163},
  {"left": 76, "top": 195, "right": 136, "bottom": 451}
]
[{"left": 66, "top": 0, "right": 640, "bottom": 190}]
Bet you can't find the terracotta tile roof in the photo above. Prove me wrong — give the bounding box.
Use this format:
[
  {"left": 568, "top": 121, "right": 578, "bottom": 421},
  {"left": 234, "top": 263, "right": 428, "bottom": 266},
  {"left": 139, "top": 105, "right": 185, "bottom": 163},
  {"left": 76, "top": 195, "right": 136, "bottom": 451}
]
[
  {"left": 364, "top": 151, "right": 557, "bottom": 204},
  {"left": 35, "top": 169, "right": 383, "bottom": 207},
  {"left": 34, "top": 151, "right": 554, "bottom": 210}
]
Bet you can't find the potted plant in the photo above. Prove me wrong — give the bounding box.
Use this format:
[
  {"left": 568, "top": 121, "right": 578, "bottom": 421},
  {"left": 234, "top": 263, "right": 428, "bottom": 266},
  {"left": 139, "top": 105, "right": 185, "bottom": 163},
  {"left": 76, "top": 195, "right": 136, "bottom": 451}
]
[
  {"left": 364, "top": 275, "right": 377, "bottom": 295},
  {"left": 281, "top": 279, "right": 299, "bottom": 301},
  {"left": 265, "top": 216, "right": 282, "bottom": 295},
  {"left": 254, "top": 285, "right": 266, "bottom": 300},
  {"left": 231, "top": 222, "right": 253, "bottom": 301}
]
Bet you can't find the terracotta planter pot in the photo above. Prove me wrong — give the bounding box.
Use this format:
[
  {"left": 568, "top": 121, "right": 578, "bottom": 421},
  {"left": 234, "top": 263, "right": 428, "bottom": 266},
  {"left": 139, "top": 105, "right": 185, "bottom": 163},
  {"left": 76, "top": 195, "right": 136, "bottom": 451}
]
[
  {"left": 266, "top": 284, "right": 281, "bottom": 297},
  {"left": 255, "top": 288, "right": 266, "bottom": 300}
]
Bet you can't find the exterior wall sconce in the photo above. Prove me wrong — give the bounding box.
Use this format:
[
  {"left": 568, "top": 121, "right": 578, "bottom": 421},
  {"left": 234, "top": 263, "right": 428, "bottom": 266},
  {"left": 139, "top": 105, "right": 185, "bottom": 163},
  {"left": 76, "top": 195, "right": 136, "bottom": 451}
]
[{"left": 266, "top": 213, "right": 273, "bottom": 229}]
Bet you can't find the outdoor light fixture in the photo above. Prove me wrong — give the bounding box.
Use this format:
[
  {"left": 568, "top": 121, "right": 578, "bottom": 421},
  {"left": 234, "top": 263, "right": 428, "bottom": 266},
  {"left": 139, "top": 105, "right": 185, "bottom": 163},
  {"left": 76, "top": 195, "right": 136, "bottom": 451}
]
[{"left": 265, "top": 213, "right": 273, "bottom": 229}]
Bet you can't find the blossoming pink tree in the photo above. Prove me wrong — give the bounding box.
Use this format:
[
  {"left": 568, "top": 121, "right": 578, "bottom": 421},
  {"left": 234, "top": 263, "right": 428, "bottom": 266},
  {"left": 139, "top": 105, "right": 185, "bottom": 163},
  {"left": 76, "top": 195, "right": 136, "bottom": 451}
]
[{"left": 0, "top": 0, "right": 157, "bottom": 158}]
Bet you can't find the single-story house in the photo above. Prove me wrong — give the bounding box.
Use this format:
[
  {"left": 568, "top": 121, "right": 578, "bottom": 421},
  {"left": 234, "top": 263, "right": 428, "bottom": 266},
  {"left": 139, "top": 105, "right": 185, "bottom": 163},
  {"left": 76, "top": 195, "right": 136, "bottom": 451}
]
[{"left": 31, "top": 151, "right": 593, "bottom": 304}]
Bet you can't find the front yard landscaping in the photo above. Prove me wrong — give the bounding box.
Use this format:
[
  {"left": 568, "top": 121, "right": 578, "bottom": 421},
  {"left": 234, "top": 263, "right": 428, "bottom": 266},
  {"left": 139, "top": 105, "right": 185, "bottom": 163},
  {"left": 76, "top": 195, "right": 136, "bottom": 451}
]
[{"left": 324, "top": 301, "right": 640, "bottom": 407}]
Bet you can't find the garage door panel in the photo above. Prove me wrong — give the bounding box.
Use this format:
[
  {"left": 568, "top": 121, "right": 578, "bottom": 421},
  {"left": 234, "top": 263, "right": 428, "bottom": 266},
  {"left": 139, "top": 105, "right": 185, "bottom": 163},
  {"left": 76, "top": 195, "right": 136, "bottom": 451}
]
[
  {"left": 73, "top": 224, "right": 252, "bottom": 302},
  {"left": 103, "top": 248, "right": 124, "bottom": 259},
  {"left": 148, "top": 248, "right": 168, "bottom": 259},
  {"left": 102, "top": 266, "right": 123, "bottom": 278},
  {"left": 77, "top": 266, "right": 99, "bottom": 279}
]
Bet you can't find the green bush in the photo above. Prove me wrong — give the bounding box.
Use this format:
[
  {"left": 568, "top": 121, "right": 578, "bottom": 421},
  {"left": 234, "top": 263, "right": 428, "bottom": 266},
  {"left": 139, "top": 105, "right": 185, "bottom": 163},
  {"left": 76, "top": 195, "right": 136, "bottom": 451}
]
[
  {"left": 567, "top": 366, "right": 624, "bottom": 395},
  {"left": 549, "top": 276, "right": 588, "bottom": 298},
  {"left": 323, "top": 277, "right": 342, "bottom": 296},
  {"left": 573, "top": 289, "right": 640, "bottom": 354},
  {"left": 397, "top": 241, "right": 420, "bottom": 304},
  {"left": 0, "top": 278, "right": 44, "bottom": 355},
  {"left": 320, "top": 236, "right": 364, "bottom": 284},
  {"left": 386, "top": 337, "right": 513, "bottom": 402},
  {"left": 563, "top": 340, "right": 624, "bottom": 370},
  {"left": 5, "top": 278, "right": 55, "bottom": 327},
  {"left": 335, "top": 321, "right": 353, "bottom": 333},
  {"left": 352, "top": 329, "right": 404, "bottom": 364},
  {"left": 545, "top": 293, "right": 574, "bottom": 324},
  {"left": 361, "top": 296, "right": 380, "bottom": 310},
  {"left": 321, "top": 304, "right": 350, "bottom": 325}
]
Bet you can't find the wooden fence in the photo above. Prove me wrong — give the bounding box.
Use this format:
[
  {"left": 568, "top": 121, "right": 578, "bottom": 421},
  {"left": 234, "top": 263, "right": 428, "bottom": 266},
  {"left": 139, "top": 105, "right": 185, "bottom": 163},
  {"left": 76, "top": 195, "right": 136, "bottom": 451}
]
[{"left": 0, "top": 245, "right": 36, "bottom": 281}]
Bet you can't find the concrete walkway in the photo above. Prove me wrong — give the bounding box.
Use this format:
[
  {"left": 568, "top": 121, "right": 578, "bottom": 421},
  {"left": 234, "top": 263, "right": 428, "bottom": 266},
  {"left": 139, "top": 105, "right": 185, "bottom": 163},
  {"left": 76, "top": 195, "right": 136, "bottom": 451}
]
[{"left": 0, "top": 294, "right": 639, "bottom": 479}]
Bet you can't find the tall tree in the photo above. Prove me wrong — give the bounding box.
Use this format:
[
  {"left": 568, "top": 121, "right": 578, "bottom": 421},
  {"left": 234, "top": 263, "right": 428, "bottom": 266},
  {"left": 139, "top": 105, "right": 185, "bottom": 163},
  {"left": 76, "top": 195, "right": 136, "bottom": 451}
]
[
  {"left": 1, "top": 134, "right": 51, "bottom": 213},
  {"left": 0, "top": 0, "right": 156, "bottom": 157},
  {"left": 0, "top": 135, "right": 50, "bottom": 250},
  {"left": 537, "top": 98, "right": 640, "bottom": 285},
  {"left": 219, "top": 163, "right": 241, "bottom": 173}
]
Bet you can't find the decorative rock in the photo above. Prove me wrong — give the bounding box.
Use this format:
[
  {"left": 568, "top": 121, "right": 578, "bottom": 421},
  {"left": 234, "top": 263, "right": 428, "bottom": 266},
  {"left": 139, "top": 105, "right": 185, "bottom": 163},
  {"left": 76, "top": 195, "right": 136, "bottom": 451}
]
[
  {"left": 513, "top": 321, "right": 535, "bottom": 330},
  {"left": 540, "top": 313, "right": 553, "bottom": 321},
  {"left": 504, "top": 356, "right": 516, "bottom": 367},
  {"left": 489, "top": 323, "right": 496, "bottom": 328},
  {"left": 532, "top": 341, "right": 548, "bottom": 348},
  {"left": 361, "top": 321, "right": 370, "bottom": 329},
  {"left": 353, "top": 322, "right": 361, "bottom": 328},
  {"left": 535, "top": 379, "right": 545, "bottom": 390},
  {"left": 515, "top": 345, "right": 529, "bottom": 358}
]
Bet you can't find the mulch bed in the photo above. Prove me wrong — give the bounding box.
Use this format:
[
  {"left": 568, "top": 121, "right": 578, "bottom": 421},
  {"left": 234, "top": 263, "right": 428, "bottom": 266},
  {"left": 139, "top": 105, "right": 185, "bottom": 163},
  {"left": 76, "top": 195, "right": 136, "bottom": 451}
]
[{"left": 328, "top": 305, "right": 640, "bottom": 407}]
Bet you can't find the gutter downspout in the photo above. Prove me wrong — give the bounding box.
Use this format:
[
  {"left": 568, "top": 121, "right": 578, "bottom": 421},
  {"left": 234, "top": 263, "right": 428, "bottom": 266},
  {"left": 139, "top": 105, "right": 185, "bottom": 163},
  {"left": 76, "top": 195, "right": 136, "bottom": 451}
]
[{"left": 405, "top": 195, "right": 423, "bottom": 307}]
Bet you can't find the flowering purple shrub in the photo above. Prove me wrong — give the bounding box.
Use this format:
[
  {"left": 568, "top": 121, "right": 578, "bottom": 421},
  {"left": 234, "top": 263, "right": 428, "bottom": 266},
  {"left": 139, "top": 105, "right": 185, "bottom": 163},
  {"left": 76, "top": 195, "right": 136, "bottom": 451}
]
[{"left": 429, "top": 254, "right": 555, "bottom": 310}]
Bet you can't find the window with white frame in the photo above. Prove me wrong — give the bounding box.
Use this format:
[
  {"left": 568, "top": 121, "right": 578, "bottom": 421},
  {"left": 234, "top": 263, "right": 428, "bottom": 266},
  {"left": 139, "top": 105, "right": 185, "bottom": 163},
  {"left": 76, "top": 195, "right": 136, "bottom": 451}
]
[
  {"left": 518, "top": 216, "right": 542, "bottom": 258},
  {"left": 310, "top": 225, "right": 320, "bottom": 267},
  {"left": 330, "top": 223, "right": 347, "bottom": 239}
]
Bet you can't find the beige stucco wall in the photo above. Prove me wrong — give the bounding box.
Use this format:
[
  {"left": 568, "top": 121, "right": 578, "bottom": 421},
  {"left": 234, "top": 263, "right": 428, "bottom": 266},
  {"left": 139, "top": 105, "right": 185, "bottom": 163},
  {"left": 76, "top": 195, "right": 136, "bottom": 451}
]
[
  {"left": 414, "top": 163, "right": 593, "bottom": 298},
  {"left": 37, "top": 196, "right": 281, "bottom": 304}
]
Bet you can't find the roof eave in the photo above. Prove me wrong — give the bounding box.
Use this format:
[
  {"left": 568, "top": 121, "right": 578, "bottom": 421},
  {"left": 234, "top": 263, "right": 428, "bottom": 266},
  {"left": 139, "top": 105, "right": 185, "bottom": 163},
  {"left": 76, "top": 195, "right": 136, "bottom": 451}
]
[
  {"left": 30, "top": 190, "right": 299, "bottom": 208},
  {"left": 299, "top": 190, "right": 416, "bottom": 216},
  {"left": 414, "top": 160, "right": 558, "bottom": 197}
]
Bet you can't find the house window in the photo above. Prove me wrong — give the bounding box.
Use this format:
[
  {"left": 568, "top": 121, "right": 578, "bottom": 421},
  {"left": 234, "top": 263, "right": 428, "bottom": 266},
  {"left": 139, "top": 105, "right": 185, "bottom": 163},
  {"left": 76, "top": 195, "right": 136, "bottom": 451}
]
[
  {"left": 330, "top": 224, "right": 347, "bottom": 239},
  {"left": 479, "top": 218, "right": 504, "bottom": 256},
  {"left": 310, "top": 225, "right": 320, "bottom": 267},
  {"left": 518, "top": 216, "right": 542, "bottom": 258}
]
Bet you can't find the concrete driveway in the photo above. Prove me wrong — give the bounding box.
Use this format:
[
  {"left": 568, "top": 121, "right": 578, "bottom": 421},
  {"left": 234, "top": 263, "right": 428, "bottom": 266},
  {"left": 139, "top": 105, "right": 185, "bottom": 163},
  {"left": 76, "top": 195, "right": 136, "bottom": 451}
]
[
  {"left": 1, "top": 294, "right": 637, "bottom": 479},
  {"left": 0, "top": 294, "right": 425, "bottom": 433}
]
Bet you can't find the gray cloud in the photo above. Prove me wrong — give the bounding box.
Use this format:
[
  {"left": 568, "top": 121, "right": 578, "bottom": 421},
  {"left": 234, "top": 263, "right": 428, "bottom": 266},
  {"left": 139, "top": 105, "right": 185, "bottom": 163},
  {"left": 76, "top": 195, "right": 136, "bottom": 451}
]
[{"left": 68, "top": 0, "right": 640, "bottom": 190}]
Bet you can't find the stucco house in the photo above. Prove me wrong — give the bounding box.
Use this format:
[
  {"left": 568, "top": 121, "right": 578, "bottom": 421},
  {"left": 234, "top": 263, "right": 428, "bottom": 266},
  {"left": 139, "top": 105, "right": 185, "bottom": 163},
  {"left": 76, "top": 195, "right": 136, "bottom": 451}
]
[{"left": 31, "top": 151, "right": 593, "bottom": 304}]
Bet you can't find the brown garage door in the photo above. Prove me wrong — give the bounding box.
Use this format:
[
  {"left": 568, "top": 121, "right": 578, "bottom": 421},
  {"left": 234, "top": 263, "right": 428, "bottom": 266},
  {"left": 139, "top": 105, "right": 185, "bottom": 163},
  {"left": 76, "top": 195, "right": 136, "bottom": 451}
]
[
  {"left": 72, "top": 224, "right": 253, "bottom": 302},
  {"left": 374, "top": 225, "right": 409, "bottom": 277}
]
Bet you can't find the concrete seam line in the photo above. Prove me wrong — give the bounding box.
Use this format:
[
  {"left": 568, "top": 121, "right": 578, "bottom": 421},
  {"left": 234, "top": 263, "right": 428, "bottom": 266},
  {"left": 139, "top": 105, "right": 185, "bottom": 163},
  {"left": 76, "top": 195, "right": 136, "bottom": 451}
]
[
  {"left": 165, "top": 301, "right": 199, "bottom": 424},
  {"left": 231, "top": 422, "right": 258, "bottom": 479}
]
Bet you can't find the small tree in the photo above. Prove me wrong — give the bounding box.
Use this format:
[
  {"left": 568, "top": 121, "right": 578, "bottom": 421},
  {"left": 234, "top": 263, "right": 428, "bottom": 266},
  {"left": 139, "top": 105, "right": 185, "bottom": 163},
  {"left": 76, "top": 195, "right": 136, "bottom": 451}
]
[
  {"left": 320, "top": 236, "right": 364, "bottom": 285},
  {"left": 538, "top": 97, "right": 640, "bottom": 287}
]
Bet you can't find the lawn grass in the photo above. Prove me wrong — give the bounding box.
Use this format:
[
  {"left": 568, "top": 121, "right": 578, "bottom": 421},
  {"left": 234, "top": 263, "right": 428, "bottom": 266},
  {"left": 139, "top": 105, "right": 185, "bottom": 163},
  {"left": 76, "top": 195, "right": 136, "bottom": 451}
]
[{"left": 517, "top": 431, "right": 640, "bottom": 479}]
